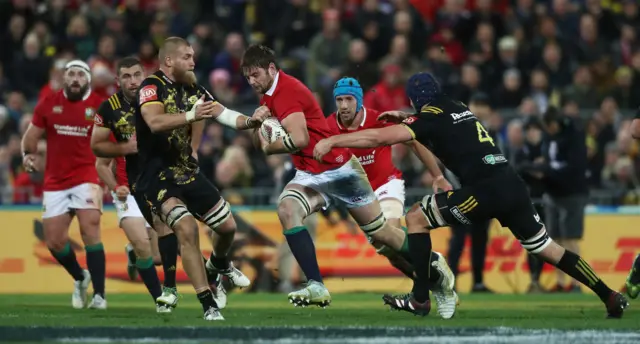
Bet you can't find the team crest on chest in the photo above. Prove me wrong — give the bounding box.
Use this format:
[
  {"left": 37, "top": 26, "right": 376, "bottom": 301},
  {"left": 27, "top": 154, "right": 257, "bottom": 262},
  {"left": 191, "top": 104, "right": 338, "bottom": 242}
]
[
  {"left": 52, "top": 106, "right": 63, "bottom": 114},
  {"left": 85, "top": 107, "right": 95, "bottom": 121},
  {"left": 188, "top": 95, "right": 198, "bottom": 105}
]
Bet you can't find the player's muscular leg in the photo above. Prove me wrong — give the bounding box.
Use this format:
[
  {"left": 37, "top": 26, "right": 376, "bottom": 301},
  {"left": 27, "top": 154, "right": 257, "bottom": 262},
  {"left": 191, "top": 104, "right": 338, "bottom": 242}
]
[
  {"left": 201, "top": 198, "right": 235, "bottom": 263},
  {"left": 147, "top": 227, "right": 162, "bottom": 265},
  {"left": 43, "top": 214, "right": 74, "bottom": 251},
  {"left": 120, "top": 217, "right": 153, "bottom": 259},
  {"left": 76, "top": 209, "right": 101, "bottom": 246},
  {"left": 160, "top": 197, "right": 208, "bottom": 292},
  {"left": 348, "top": 200, "right": 405, "bottom": 251},
  {"left": 277, "top": 184, "right": 325, "bottom": 229}
]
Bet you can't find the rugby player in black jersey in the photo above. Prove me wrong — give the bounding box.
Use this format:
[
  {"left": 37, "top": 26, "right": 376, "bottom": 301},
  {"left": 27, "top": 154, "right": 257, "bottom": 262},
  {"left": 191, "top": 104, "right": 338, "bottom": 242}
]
[
  {"left": 134, "top": 37, "right": 267, "bottom": 320},
  {"left": 314, "top": 72, "right": 629, "bottom": 319}
]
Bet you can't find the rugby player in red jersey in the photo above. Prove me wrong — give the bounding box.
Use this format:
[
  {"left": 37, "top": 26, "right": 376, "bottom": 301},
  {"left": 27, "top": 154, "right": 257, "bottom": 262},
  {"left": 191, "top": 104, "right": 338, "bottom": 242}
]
[
  {"left": 234, "top": 45, "right": 447, "bottom": 309},
  {"left": 21, "top": 60, "right": 107, "bottom": 309},
  {"left": 326, "top": 77, "right": 458, "bottom": 319}
]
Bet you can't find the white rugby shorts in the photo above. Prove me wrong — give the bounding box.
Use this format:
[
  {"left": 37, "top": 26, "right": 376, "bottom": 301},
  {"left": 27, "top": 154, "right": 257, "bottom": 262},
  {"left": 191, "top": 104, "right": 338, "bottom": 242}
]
[
  {"left": 375, "top": 179, "right": 406, "bottom": 219},
  {"left": 42, "top": 183, "right": 103, "bottom": 219},
  {"left": 112, "top": 192, "right": 152, "bottom": 228},
  {"left": 285, "top": 155, "right": 376, "bottom": 209}
]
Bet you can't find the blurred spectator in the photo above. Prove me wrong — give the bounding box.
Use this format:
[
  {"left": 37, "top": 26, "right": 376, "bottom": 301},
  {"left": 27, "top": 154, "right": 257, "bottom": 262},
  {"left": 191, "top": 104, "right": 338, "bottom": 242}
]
[
  {"left": 1, "top": 14, "right": 27, "bottom": 67},
  {"left": 38, "top": 58, "right": 68, "bottom": 101},
  {"left": 562, "top": 66, "right": 599, "bottom": 109},
  {"left": 11, "top": 33, "right": 51, "bottom": 101},
  {"left": 209, "top": 69, "right": 237, "bottom": 106},
  {"left": 102, "top": 12, "right": 135, "bottom": 56},
  {"left": 453, "top": 63, "right": 483, "bottom": 104},
  {"left": 213, "top": 32, "right": 251, "bottom": 100},
  {"left": 492, "top": 68, "right": 526, "bottom": 108},
  {"left": 363, "top": 64, "right": 410, "bottom": 112},
  {"left": 66, "top": 14, "right": 95, "bottom": 60},
  {"left": 342, "top": 39, "right": 378, "bottom": 91},
  {"left": 379, "top": 34, "right": 421, "bottom": 80},
  {"left": 610, "top": 66, "right": 640, "bottom": 110},
  {"left": 539, "top": 41, "right": 572, "bottom": 89}
]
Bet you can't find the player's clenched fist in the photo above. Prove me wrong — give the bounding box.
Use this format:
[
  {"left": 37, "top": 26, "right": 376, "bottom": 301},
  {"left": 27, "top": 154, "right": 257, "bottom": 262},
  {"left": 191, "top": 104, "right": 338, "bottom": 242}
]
[
  {"left": 252, "top": 105, "right": 271, "bottom": 122},
  {"left": 22, "top": 153, "right": 37, "bottom": 172},
  {"left": 313, "top": 138, "right": 333, "bottom": 162},
  {"left": 378, "top": 111, "right": 412, "bottom": 124},
  {"left": 115, "top": 185, "right": 130, "bottom": 201},
  {"left": 124, "top": 136, "right": 138, "bottom": 155},
  {"left": 187, "top": 95, "right": 217, "bottom": 121}
]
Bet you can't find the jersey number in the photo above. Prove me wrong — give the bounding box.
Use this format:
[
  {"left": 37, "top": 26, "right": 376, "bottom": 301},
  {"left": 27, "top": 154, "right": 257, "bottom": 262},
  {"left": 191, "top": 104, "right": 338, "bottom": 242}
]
[{"left": 476, "top": 122, "right": 495, "bottom": 146}]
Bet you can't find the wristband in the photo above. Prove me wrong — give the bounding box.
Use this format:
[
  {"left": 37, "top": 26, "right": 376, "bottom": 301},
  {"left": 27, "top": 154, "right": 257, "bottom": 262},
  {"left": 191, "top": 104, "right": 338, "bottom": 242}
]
[
  {"left": 186, "top": 109, "right": 196, "bottom": 122},
  {"left": 245, "top": 117, "right": 253, "bottom": 128}
]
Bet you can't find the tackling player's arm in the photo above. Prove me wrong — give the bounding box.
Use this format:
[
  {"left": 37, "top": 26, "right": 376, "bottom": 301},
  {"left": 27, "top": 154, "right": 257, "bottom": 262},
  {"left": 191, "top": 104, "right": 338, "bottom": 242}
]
[
  {"left": 405, "top": 141, "right": 444, "bottom": 178},
  {"left": 21, "top": 100, "right": 47, "bottom": 171},
  {"left": 95, "top": 157, "right": 118, "bottom": 191},
  {"left": 140, "top": 79, "right": 215, "bottom": 132},
  {"left": 91, "top": 102, "right": 136, "bottom": 157},
  {"left": 326, "top": 125, "right": 413, "bottom": 149},
  {"left": 263, "top": 112, "right": 310, "bottom": 155}
]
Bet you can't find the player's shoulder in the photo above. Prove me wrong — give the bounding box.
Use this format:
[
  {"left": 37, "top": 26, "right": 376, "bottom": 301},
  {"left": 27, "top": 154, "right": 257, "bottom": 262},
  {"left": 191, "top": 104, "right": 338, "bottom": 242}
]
[
  {"left": 141, "top": 71, "right": 168, "bottom": 88},
  {"left": 278, "top": 71, "right": 309, "bottom": 93},
  {"left": 99, "top": 92, "right": 122, "bottom": 113},
  {"left": 326, "top": 112, "right": 337, "bottom": 122},
  {"left": 362, "top": 107, "right": 384, "bottom": 127},
  {"left": 38, "top": 89, "right": 63, "bottom": 106},
  {"left": 419, "top": 96, "right": 467, "bottom": 116}
]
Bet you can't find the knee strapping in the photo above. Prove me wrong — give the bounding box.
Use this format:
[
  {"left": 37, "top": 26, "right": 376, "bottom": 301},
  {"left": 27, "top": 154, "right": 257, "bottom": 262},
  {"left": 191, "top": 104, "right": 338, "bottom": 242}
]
[
  {"left": 203, "top": 200, "right": 231, "bottom": 229},
  {"left": 279, "top": 189, "right": 312, "bottom": 217},
  {"left": 520, "top": 229, "right": 552, "bottom": 254},
  {"left": 360, "top": 213, "right": 386, "bottom": 235},
  {"left": 419, "top": 194, "right": 448, "bottom": 228},
  {"left": 165, "top": 205, "right": 192, "bottom": 229}
]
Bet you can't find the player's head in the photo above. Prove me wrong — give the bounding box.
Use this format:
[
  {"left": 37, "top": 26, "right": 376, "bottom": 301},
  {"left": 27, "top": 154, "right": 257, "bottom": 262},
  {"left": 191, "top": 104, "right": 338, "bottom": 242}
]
[
  {"left": 159, "top": 37, "right": 196, "bottom": 84},
  {"left": 116, "top": 56, "right": 144, "bottom": 100},
  {"left": 542, "top": 106, "right": 562, "bottom": 135},
  {"left": 240, "top": 44, "right": 279, "bottom": 94},
  {"left": 406, "top": 72, "right": 441, "bottom": 112},
  {"left": 333, "top": 77, "right": 363, "bottom": 121},
  {"left": 63, "top": 60, "right": 91, "bottom": 101}
]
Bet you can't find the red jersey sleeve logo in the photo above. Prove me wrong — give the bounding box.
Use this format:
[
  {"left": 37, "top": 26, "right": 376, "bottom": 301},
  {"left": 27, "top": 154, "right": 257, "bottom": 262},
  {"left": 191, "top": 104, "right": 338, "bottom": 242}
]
[
  {"left": 140, "top": 85, "right": 158, "bottom": 103},
  {"left": 403, "top": 116, "right": 417, "bottom": 124},
  {"left": 94, "top": 113, "right": 104, "bottom": 126}
]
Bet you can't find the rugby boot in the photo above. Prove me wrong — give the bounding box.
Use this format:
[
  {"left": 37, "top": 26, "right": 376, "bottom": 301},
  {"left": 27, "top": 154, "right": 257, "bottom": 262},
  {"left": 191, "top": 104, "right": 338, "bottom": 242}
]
[
  {"left": 430, "top": 252, "right": 459, "bottom": 319},
  {"left": 72, "top": 269, "right": 91, "bottom": 309},
  {"left": 212, "top": 275, "right": 228, "bottom": 309},
  {"left": 206, "top": 260, "right": 251, "bottom": 288},
  {"left": 287, "top": 280, "right": 331, "bottom": 308},
  {"left": 383, "top": 293, "right": 431, "bottom": 316},
  {"left": 156, "top": 303, "right": 172, "bottom": 313},
  {"left": 156, "top": 286, "right": 179, "bottom": 308},
  {"left": 624, "top": 254, "right": 640, "bottom": 299},
  {"left": 203, "top": 306, "right": 225, "bottom": 320},
  {"left": 605, "top": 291, "right": 629, "bottom": 319},
  {"left": 87, "top": 294, "right": 107, "bottom": 310}
]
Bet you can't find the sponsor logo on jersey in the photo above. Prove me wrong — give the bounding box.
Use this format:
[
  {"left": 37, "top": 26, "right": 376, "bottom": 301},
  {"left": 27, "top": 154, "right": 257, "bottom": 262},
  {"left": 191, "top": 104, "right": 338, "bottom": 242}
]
[
  {"left": 188, "top": 95, "right": 198, "bottom": 104},
  {"left": 53, "top": 124, "right": 91, "bottom": 137},
  {"left": 402, "top": 116, "right": 417, "bottom": 124},
  {"left": 157, "top": 189, "right": 167, "bottom": 201},
  {"left": 140, "top": 85, "right": 158, "bottom": 103},
  {"left": 450, "top": 206, "right": 471, "bottom": 225},
  {"left": 358, "top": 150, "right": 375, "bottom": 166},
  {"left": 450, "top": 110, "right": 475, "bottom": 123},
  {"left": 482, "top": 154, "right": 508, "bottom": 165}
]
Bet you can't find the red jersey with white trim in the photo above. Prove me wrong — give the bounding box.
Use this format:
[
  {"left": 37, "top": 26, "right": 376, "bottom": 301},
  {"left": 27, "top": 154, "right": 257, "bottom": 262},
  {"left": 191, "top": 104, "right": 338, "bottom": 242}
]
[
  {"left": 326, "top": 107, "right": 402, "bottom": 190},
  {"left": 32, "top": 90, "right": 104, "bottom": 191},
  {"left": 260, "top": 71, "right": 350, "bottom": 174},
  {"left": 108, "top": 132, "right": 128, "bottom": 187}
]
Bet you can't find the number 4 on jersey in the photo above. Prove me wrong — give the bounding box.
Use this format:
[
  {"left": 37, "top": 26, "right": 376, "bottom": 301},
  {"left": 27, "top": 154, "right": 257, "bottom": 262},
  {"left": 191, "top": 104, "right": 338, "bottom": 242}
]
[{"left": 476, "top": 122, "right": 495, "bottom": 146}]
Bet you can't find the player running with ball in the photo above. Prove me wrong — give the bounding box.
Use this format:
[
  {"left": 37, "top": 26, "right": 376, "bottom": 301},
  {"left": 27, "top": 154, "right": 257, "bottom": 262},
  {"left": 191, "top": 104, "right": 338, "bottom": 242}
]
[
  {"left": 314, "top": 72, "right": 629, "bottom": 318},
  {"left": 235, "top": 45, "right": 449, "bottom": 311},
  {"left": 326, "top": 77, "right": 458, "bottom": 318},
  {"left": 21, "top": 60, "right": 107, "bottom": 309}
]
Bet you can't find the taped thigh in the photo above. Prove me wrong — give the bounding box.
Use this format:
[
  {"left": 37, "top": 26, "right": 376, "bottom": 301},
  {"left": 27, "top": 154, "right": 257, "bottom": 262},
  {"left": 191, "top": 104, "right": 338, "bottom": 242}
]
[
  {"left": 278, "top": 188, "right": 313, "bottom": 218},
  {"left": 202, "top": 200, "right": 232, "bottom": 229},
  {"left": 419, "top": 194, "right": 448, "bottom": 228},
  {"left": 164, "top": 204, "right": 193, "bottom": 229}
]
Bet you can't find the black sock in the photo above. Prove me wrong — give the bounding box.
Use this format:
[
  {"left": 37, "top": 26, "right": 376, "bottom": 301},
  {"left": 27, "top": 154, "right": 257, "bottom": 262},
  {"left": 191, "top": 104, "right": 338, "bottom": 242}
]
[
  {"left": 408, "top": 233, "right": 433, "bottom": 303},
  {"left": 158, "top": 234, "right": 178, "bottom": 289},
  {"left": 85, "top": 243, "right": 106, "bottom": 297},
  {"left": 49, "top": 243, "right": 85, "bottom": 281},
  {"left": 136, "top": 257, "right": 163, "bottom": 300},
  {"left": 527, "top": 254, "right": 543, "bottom": 283},
  {"left": 284, "top": 226, "right": 323, "bottom": 283},
  {"left": 197, "top": 289, "right": 217, "bottom": 311},
  {"left": 208, "top": 252, "right": 230, "bottom": 271},
  {"left": 203, "top": 255, "right": 220, "bottom": 285},
  {"left": 555, "top": 250, "right": 612, "bottom": 302}
]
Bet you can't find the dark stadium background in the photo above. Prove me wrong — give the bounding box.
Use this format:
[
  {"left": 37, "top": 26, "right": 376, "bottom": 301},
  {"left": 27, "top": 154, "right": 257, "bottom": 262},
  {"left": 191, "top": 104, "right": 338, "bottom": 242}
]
[{"left": 0, "top": 0, "right": 638, "bottom": 209}]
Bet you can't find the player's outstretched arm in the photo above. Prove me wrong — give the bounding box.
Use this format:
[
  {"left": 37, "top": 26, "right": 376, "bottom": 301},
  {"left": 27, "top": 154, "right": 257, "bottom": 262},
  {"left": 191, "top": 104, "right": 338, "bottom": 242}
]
[
  {"left": 314, "top": 125, "right": 412, "bottom": 161},
  {"left": 262, "top": 112, "right": 309, "bottom": 155},
  {"left": 91, "top": 126, "right": 136, "bottom": 158},
  {"left": 95, "top": 157, "right": 117, "bottom": 191},
  {"left": 141, "top": 98, "right": 216, "bottom": 133},
  {"left": 210, "top": 103, "right": 263, "bottom": 130},
  {"left": 405, "top": 141, "right": 452, "bottom": 192}
]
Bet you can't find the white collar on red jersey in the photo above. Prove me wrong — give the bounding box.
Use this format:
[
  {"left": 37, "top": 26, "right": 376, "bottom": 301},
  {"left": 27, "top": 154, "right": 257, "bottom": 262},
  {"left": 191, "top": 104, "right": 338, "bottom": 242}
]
[
  {"left": 337, "top": 107, "right": 367, "bottom": 130},
  {"left": 63, "top": 89, "right": 92, "bottom": 101},
  {"left": 265, "top": 71, "right": 280, "bottom": 96}
]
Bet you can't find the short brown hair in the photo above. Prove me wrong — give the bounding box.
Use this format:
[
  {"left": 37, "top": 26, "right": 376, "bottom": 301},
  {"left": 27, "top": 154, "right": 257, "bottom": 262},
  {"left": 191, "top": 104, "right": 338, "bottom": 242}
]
[
  {"left": 240, "top": 44, "right": 279, "bottom": 74},
  {"left": 115, "top": 56, "right": 141, "bottom": 76},
  {"left": 159, "top": 36, "right": 190, "bottom": 61}
]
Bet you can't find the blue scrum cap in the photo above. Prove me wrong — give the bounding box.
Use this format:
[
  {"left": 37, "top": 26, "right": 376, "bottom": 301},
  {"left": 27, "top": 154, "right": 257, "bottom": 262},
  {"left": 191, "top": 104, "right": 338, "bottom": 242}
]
[
  {"left": 406, "top": 72, "right": 441, "bottom": 110},
  {"left": 333, "top": 77, "right": 363, "bottom": 112}
]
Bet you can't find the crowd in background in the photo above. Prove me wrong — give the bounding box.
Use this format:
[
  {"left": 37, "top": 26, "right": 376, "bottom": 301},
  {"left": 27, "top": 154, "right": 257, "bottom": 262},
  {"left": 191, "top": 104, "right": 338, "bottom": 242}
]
[{"left": 1, "top": 0, "right": 640, "bottom": 206}]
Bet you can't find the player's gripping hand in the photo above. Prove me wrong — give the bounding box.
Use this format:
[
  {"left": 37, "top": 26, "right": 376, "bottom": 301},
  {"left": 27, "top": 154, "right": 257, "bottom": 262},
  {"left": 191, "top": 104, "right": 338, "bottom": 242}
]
[
  {"left": 115, "top": 185, "right": 130, "bottom": 202},
  {"left": 123, "top": 136, "right": 138, "bottom": 155},
  {"left": 313, "top": 138, "right": 332, "bottom": 162},
  {"left": 432, "top": 175, "right": 453, "bottom": 193},
  {"left": 252, "top": 105, "right": 271, "bottom": 123},
  {"left": 378, "top": 111, "right": 412, "bottom": 124},
  {"left": 22, "top": 154, "right": 37, "bottom": 172},
  {"left": 187, "top": 95, "right": 217, "bottom": 122}
]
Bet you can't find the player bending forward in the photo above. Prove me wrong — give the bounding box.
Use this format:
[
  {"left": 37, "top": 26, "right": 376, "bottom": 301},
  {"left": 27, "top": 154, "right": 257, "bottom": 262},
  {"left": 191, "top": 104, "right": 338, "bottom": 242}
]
[
  {"left": 314, "top": 72, "right": 629, "bottom": 318},
  {"left": 326, "top": 77, "right": 457, "bottom": 318},
  {"left": 135, "top": 37, "right": 261, "bottom": 320},
  {"left": 22, "top": 60, "right": 107, "bottom": 309},
  {"left": 236, "top": 45, "right": 433, "bottom": 308}
]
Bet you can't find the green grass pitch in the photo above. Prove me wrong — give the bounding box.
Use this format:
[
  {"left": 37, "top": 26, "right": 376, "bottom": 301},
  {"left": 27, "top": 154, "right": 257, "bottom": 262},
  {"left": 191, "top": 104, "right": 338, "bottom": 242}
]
[{"left": 0, "top": 293, "right": 638, "bottom": 343}]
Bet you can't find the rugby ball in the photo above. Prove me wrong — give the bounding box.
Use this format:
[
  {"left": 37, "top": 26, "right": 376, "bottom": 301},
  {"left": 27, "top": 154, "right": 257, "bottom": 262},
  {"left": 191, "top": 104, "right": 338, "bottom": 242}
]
[{"left": 260, "top": 117, "right": 287, "bottom": 143}]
